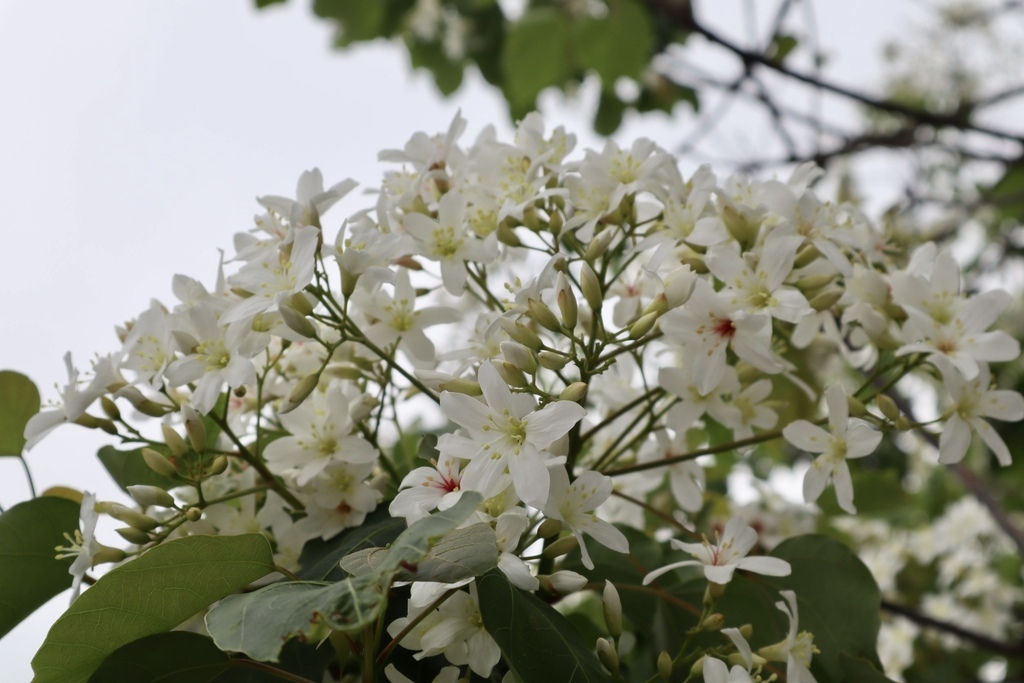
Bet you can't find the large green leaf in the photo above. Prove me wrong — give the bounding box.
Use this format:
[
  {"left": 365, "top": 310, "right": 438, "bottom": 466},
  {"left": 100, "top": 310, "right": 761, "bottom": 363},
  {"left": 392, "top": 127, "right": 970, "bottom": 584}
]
[
  {"left": 0, "top": 370, "right": 40, "bottom": 456},
  {"left": 207, "top": 494, "right": 484, "bottom": 662},
  {"left": 340, "top": 522, "right": 498, "bottom": 583},
  {"left": 298, "top": 504, "right": 406, "bottom": 581},
  {"left": 477, "top": 569, "right": 609, "bottom": 683},
  {"left": 0, "top": 496, "right": 80, "bottom": 637},
  {"left": 206, "top": 575, "right": 384, "bottom": 661},
  {"left": 839, "top": 653, "right": 899, "bottom": 683},
  {"left": 573, "top": 0, "right": 653, "bottom": 87},
  {"left": 97, "top": 445, "right": 179, "bottom": 493},
  {"left": 88, "top": 632, "right": 229, "bottom": 683},
  {"left": 715, "top": 534, "right": 883, "bottom": 681},
  {"left": 32, "top": 534, "right": 275, "bottom": 683},
  {"left": 501, "top": 8, "right": 572, "bottom": 115}
]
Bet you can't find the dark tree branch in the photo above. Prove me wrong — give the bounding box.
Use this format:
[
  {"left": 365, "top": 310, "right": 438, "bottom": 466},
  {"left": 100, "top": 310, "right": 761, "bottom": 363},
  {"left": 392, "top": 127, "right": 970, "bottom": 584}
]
[{"left": 881, "top": 599, "right": 1024, "bottom": 657}]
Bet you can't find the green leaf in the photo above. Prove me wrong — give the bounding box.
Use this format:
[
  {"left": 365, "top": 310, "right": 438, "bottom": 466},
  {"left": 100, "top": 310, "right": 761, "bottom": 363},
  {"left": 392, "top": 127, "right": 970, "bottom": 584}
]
[
  {"left": 502, "top": 8, "right": 572, "bottom": 115},
  {"left": 715, "top": 534, "right": 883, "bottom": 680},
  {"left": 208, "top": 494, "right": 485, "bottom": 662},
  {"left": 984, "top": 158, "right": 1024, "bottom": 223},
  {"left": 477, "top": 569, "right": 608, "bottom": 683},
  {"left": 298, "top": 504, "right": 406, "bottom": 581},
  {"left": 573, "top": 0, "right": 653, "bottom": 87},
  {"left": 594, "top": 90, "right": 628, "bottom": 136},
  {"left": 0, "top": 370, "right": 40, "bottom": 456},
  {"left": 206, "top": 574, "right": 385, "bottom": 661},
  {"left": 341, "top": 522, "right": 499, "bottom": 583},
  {"left": 407, "top": 38, "right": 465, "bottom": 96},
  {"left": 32, "top": 534, "right": 275, "bottom": 683},
  {"left": 97, "top": 445, "right": 179, "bottom": 493},
  {"left": 769, "top": 33, "right": 799, "bottom": 64},
  {"left": 0, "top": 496, "right": 80, "bottom": 638},
  {"left": 254, "top": 0, "right": 288, "bottom": 7},
  {"left": 839, "top": 653, "right": 899, "bottom": 683},
  {"left": 88, "top": 632, "right": 229, "bottom": 683}
]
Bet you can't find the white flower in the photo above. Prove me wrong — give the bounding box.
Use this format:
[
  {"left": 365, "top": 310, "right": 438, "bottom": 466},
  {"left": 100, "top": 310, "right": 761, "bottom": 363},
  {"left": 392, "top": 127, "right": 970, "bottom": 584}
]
[
  {"left": 257, "top": 168, "right": 357, "bottom": 229},
  {"left": 494, "top": 509, "right": 538, "bottom": 590},
  {"left": 24, "top": 353, "right": 107, "bottom": 449},
  {"left": 403, "top": 191, "right": 497, "bottom": 295},
  {"left": 414, "top": 586, "right": 501, "bottom": 677},
  {"left": 389, "top": 452, "right": 465, "bottom": 523},
  {"left": 660, "top": 278, "right": 782, "bottom": 396},
  {"left": 439, "top": 362, "right": 586, "bottom": 507},
  {"left": 54, "top": 492, "right": 100, "bottom": 603},
  {"left": 705, "top": 232, "right": 811, "bottom": 323},
  {"left": 264, "top": 385, "right": 378, "bottom": 486},
  {"left": 934, "top": 361, "right": 1024, "bottom": 466},
  {"left": 783, "top": 384, "right": 881, "bottom": 514},
  {"left": 291, "top": 460, "right": 382, "bottom": 541},
  {"left": 758, "top": 590, "right": 819, "bottom": 683},
  {"left": 702, "top": 656, "right": 754, "bottom": 683},
  {"left": 642, "top": 517, "right": 791, "bottom": 585},
  {"left": 544, "top": 467, "right": 629, "bottom": 570}
]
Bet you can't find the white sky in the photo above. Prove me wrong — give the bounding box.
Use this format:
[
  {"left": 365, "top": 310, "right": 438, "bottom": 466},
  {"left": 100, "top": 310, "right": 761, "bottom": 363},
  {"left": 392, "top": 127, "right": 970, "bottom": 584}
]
[{"left": 0, "top": 0, "right": 911, "bottom": 678}]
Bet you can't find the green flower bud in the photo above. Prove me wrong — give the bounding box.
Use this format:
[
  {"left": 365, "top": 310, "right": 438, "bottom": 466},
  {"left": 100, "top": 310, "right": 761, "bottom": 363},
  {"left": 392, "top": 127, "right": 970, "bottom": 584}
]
[
  {"left": 289, "top": 292, "right": 315, "bottom": 316},
  {"left": 629, "top": 310, "right": 660, "bottom": 339},
  {"left": 876, "top": 394, "right": 900, "bottom": 422},
  {"left": 499, "top": 317, "right": 543, "bottom": 350},
  {"left": 556, "top": 278, "right": 578, "bottom": 330},
  {"left": 161, "top": 424, "right": 189, "bottom": 458},
  {"left": 701, "top": 613, "right": 725, "bottom": 631},
  {"left": 793, "top": 242, "right": 821, "bottom": 268},
  {"left": 721, "top": 205, "right": 760, "bottom": 246},
  {"left": 603, "top": 580, "right": 622, "bottom": 639},
  {"left": 809, "top": 287, "right": 844, "bottom": 311},
  {"left": 583, "top": 229, "right": 616, "bottom": 262},
  {"left": 181, "top": 404, "right": 207, "bottom": 453},
  {"left": 438, "top": 378, "right": 484, "bottom": 396},
  {"left": 795, "top": 273, "right": 834, "bottom": 293},
  {"left": 559, "top": 382, "right": 588, "bottom": 403},
  {"left": 185, "top": 507, "right": 203, "bottom": 522},
  {"left": 596, "top": 637, "right": 619, "bottom": 674},
  {"left": 537, "top": 350, "right": 569, "bottom": 371},
  {"left": 281, "top": 373, "right": 321, "bottom": 414},
  {"left": 501, "top": 341, "right": 538, "bottom": 375},
  {"left": 142, "top": 448, "right": 180, "bottom": 479},
  {"left": 100, "top": 396, "right": 120, "bottom": 421},
  {"left": 496, "top": 361, "right": 528, "bottom": 388},
  {"left": 127, "top": 485, "right": 175, "bottom": 509},
  {"left": 657, "top": 651, "right": 673, "bottom": 680},
  {"left": 115, "top": 526, "right": 152, "bottom": 545},
  {"left": 99, "top": 502, "right": 160, "bottom": 532},
  {"left": 527, "top": 298, "right": 562, "bottom": 333},
  {"left": 537, "top": 518, "right": 563, "bottom": 538},
  {"left": 847, "top": 394, "right": 867, "bottom": 417},
  {"left": 542, "top": 534, "right": 579, "bottom": 559},
  {"left": 207, "top": 455, "right": 229, "bottom": 476},
  {"left": 579, "top": 262, "right": 603, "bottom": 311},
  {"left": 279, "top": 303, "right": 318, "bottom": 339}
]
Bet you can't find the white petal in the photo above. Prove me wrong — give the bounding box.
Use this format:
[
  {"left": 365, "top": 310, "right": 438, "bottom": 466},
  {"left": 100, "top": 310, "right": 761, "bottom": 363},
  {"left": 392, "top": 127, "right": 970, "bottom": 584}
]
[{"left": 938, "top": 415, "right": 971, "bottom": 464}]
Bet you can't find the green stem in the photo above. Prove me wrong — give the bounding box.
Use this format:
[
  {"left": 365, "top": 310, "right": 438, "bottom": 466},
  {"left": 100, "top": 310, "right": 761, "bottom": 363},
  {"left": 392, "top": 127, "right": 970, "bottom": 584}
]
[
  {"left": 602, "top": 428, "right": 786, "bottom": 477},
  {"left": 18, "top": 456, "right": 36, "bottom": 498},
  {"left": 229, "top": 658, "right": 319, "bottom": 683}
]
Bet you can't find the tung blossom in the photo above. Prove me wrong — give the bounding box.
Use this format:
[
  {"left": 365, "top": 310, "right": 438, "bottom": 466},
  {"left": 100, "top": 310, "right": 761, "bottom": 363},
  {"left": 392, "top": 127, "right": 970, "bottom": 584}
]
[
  {"left": 783, "top": 384, "right": 882, "bottom": 513},
  {"left": 438, "top": 362, "right": 586, "bottom": 507},
  {"left": 642, "top": 517, "right": 791, "bottom": 585},
  {"left": 934, "top": 360, "right": 1024, "bottom": 466},
  {"left": 543, "top": 467, "right": 629, "bottom": 570}
]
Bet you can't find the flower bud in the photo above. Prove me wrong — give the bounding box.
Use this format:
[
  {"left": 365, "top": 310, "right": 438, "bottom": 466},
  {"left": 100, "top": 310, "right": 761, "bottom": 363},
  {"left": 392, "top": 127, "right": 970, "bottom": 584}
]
[
  {"left": 876, "top": 394, "right": 900, "bottom": 422},
  {"left": 584, "top": 228, "right": 616, "bottom": 262},
  {"left": 127, "top": 485, "right": 176, "bottom": 509},
  {"left": 93, "top": 545, "right": 128, "bottom": 566},
  {"left": 96, "top": 418, "right": 118, "bottom": 436},
  {"left": 537, "top": 518, "right": 563, "bottom": 538},
  {"left": 809, "top": 288, "right": 843, "bottom": 311},
  {"left": 579, "top": 262, "right": 603, "bottom": 311},
  {"left": 501, "top": 341, "right": 538, "bottom": 375},
  {"left": 739, "top": 624, "right": 753, "bottom": 639},
  {"left": 847, "top": 394, "right": 867, "bottom": 417},
  {"left": 142, "top": 448, "right": 180, "bottom": 479},
  {"left": 100, "top": 396, "right": 121, "bottom": 421},
  {"left": 559, "top": 382, "right": 588, "bottom": 403},
  {"left": 701, "top": 613, "right": 725, "bottom": 631},
  {"left": 894, "top": 415, "right": 913, "bottom": 431},
  {"left": 496, "top": 361, "right": 528, "bottom": 388},
  {"left": 98, "top": 502, "right": 160, "bottom": 532},
  {"left": 556, "top": 274, "right": 578, "bottom": 330},
  {"left": 279, "top": 303, "right": 318, "bottom": 339},
  {"left": 281, "top": 373, "right": 321, "bottom": 414},
  {"left": 689, "top": 658, "right": 704, "bottom": 677},
  {"left": 537, "top": 351, "right": 569, "bottom": 371},
  {"left": 289, "top": 292, "right": 315, "bottom": 316},
  {"left": 181, "top": 404, "right": 207, "bottom": 453},
  {"left": 548, "top": 209, "right": 564, "bottom": 238},
  {"left": 793, "top": 242, "right": 821, "bottom": 268},
  {"left": 734, "top": 361, "right": 760, "bottom": 385},
  {"left": 161, "top": 424, "right": 189, "bottom": 457},
  {"left": 629, "top": 311, "right": 660, "bottom": 339},
  {"left": 438, "top": 378, "right": 484, "bottom": 396},
  {"left": 704, "top": 581, "right": 726, "bottom": 604},
  {"left": 603, "top": 580, "right": 622, "bottom": 639},
  {"left": 207, "top": 455, "right": 229, "bottom": 476},
  {"left": 497, "top": 220, "right": 522, "bottom": 247},
  {"left": 657, "top": 651, "right": 673, "bottom": 680},
  {"left": 796, "top": 273, "right": 834, "bottom": 293},
  {"left": 642, "top": 292, "right": 669, "bottom": 317},
  {"left": 350, "top": 395, "right": 379, "bottom": 423},
  {"left": 185, "top": 507, "right": 203, "bottom": 522},
  {"left": 542, "top": 534, "right": 579, "bottom": 559},
  {"left": 135, "top": 398, "right": 174, "bottom": 418},
  {"left": 115, "top": 526, "right": 152, "bottom": 545},
  {"left": 527, "top": 298, "right": 562, "bottom": 333},
  {"left": 499, "top": 317, "right": 543, "bottom": 351},
  {"left": 541, "top": 570, "right": 588, "bottom": 595},
  {"left": 721, "top": 205, "right": 759, "bottom": 246},
  {"left": 596, "top": 637, "right": 619, "bottom": 674}
]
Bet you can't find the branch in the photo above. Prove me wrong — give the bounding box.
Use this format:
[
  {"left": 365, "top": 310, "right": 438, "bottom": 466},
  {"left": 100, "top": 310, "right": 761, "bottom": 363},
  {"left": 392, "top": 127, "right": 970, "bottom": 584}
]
[{"left": 881, "top": 599, "right": 1024, "bottom": 657}]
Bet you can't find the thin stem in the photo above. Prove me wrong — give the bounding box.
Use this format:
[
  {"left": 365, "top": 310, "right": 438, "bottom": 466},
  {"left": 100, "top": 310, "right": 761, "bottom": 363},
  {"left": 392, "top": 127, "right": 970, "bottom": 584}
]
[
  {"left": 229, "top": 658, "right": 319, "bottom": 683},
  {"left": 881, "top": 599, "right": 1024, "bottom": 657},
  {"left": 602, "top": 428, "right": 785, "bottom": 477},
  {"left": 18, "top": 456, "right": 36, "bottom": 498},
  {"left": 376, "top": 588, "right": 458, "bottom": 666},
  {"left": 611, "top": 490, "right": 699, "bottom": 538}
]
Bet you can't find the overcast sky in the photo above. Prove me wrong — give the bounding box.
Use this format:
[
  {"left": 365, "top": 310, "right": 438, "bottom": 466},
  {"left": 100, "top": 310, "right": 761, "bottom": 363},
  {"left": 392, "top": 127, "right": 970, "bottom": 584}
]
[{"left": 0, "top": 0, "right": 913, "bottom": 677}]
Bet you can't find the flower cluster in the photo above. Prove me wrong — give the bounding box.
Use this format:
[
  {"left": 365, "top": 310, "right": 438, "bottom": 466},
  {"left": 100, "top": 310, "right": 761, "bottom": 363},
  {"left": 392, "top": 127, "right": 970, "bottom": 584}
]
[{"left": 27, "top": 112, "right": 1022, "bottom": 681}]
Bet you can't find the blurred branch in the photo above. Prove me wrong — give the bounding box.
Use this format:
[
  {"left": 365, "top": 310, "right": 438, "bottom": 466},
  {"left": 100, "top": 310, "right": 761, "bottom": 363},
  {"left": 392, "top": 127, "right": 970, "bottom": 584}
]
[{"left": 881, "top": 599, "right": 1024, "bottom": 657}]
